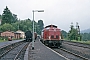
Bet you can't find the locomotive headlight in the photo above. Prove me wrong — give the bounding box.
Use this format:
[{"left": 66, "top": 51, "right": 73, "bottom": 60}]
[
  {"left": 60, "top": 36, "right": 61, "bottom": 39},
  {"left": 49, "top": 36, "right": 51, "bottom": 40}
]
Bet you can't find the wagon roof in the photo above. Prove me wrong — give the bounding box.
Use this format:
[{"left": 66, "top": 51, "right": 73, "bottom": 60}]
[{"left": 45, "top": 25, "right": 57, "bottom": 28}]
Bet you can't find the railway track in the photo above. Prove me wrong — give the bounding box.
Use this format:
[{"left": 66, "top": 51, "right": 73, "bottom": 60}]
[
  {"left": 62, "top": 40, "right": 90, "bottom": 49},
  {"left": 62, "top": 40, "right": 90, "bottom": 60},
  {"left": 52, "top": 48, "right": 88, "bottom": 60},
  {"left": 48, "top": 40, "right": 90, "bottom": 60},
  {"left": 40, "top": 40, "right": 88, "bottom": 60},
  {"left": 0, "top": 41, "right": 24, "bottom": 58},
  {"left": 40, "top": 39, "right": 90, "bottom": 60},
  {"left": 0, "top": 41, "right": 29, "bottom": 60}
]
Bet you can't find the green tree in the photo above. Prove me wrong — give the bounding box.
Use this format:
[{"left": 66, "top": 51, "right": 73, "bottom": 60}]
[
  {"left": 23, "top": 19, "right": 32, "bottom": 32},
  {"left": 81, "top": 33, "right": 90, "bottom": 41},
  {"left": 0, "top": 17, "right": 43, "bottom": 34},
  {"left": 2, "top": 6, "right": 12, "bottom": 24},
  {"left": 38, "top": 20, "right": 44, "bottom": 30},
  {"left": 38, "top": 20, "right": 44, "bottom": 34},
  {"left": 11, "top": 21, "right": 20, "bottom": 31},
  {"left": 68, "top": 23, "right": 78, "bottom": 40},
  {"left": 68, "top": 28, "right": 78, "bottom": 40},
  {"left": 0, "top": 23, "right": 15, "bottom": 31},
  {"left": 0, "top": 15, "right": 1, "bottom": 19},
  {"left": 16, "top": 19, "right": 32, "bottom": 32},
  {"left": 61, "top": 30, "right": 67, "bottom": 39},
  {"left": 12, "top": 14, "right": 18, "bottom": 23},
  {"left": 68, "top": 23, "right": 82, "bottom": 41}
]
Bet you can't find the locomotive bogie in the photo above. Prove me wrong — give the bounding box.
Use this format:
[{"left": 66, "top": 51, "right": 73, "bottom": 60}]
[
  {"left": 43, "top": 40, "right": 62, "bottom": 47},
  {"left": 26, "top": 38, "right": 32, "bottom": 42}
]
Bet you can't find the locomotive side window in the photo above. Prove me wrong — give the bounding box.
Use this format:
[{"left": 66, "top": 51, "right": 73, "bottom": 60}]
[
  {"left": 51, "top": 35, "right": 54, "bottom": 39},
  {"left": 56, "top": 35, "right": 59, "bottom": 39}
]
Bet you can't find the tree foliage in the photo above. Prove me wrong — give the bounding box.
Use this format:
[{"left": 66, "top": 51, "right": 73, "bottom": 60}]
[
  {"left": 2, "top": 6, "right": 12, "bottom": 24},
  {"left": 12, "top": 14, "right": 18, "bottom": 23},
  {"left": 68, "top": 28, "right": 78, "bottom": 40},
  {"left": 38, "top": 20, "right": 44, "bottom": 34},
  {"left": 61, "top": 30, "right": 68, "bottom": 39},
  {"left": 38, "top": 20, "right": 44, "bottom": 30},
  {"left": 0, "top": 18, "right": 44, "bottom": 35},
  {"left": 0, "top": 23, "right": 15, "bottom": 31},
  {"left": 11, "top": 19, "right": 33, "bottom": 32},
  {"left": 68, "top": 23, "right": 82, "bottom": 41},
  {"left": 0, "top": 6, "right": 44, "bottom": 35},
  {"left": 2, "top": 6, "right": 18, "bottom": 25},
  {"left": 0, "top": 15, "right": 1, "bottom": 19},
  {"left": 81, "top": 33, "right": 90, "bottom": 41}
]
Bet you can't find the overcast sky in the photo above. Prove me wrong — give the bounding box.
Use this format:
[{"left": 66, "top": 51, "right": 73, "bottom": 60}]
[{"left": 0, "top": 0, "right": 90, "bottom": 32}]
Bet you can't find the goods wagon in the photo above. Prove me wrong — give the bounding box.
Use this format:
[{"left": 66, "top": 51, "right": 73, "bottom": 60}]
[
  {"left": 34, "top": 32, "right": 37, "bottom": 40},
  {"left": 41, "top": 25, "right": 62, "bottom": 47}
]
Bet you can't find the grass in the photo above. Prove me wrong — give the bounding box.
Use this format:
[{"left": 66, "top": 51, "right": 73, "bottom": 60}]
[
  {"left": 84, "top": 41, "right": 90, "bottom": 44},
  {"left": 63, "top": 39, "right": 90, "bottom": 44},
  {"left": 70, "top": 40, "right": 90, "bottom": 44},
  {"left": 0, "top": 40, "right": 7, "bottom": 42}
]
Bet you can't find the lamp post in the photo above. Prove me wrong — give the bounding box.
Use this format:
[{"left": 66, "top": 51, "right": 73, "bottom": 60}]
[{"left": 32, "top": 10, "right": 44, "bottom": 50}]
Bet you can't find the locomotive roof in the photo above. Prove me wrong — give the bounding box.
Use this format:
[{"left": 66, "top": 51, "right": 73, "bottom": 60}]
[{"left": 45, "top": 25, "right": 57, "bottom": 28}]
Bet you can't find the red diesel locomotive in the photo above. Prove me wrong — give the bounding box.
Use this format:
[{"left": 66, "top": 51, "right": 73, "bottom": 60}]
[{"left": 41, "top": 25, "right": 62, "bottom": 47}]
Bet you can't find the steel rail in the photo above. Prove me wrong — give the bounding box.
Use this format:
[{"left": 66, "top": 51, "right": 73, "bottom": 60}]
[{"left": 14, "top": 42, "right": 29, "bottom": 60}]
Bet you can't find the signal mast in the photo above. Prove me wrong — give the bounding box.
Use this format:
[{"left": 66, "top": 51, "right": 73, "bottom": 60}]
[{"left": 76, "top": 22, "right": 80, "bottom": 35}]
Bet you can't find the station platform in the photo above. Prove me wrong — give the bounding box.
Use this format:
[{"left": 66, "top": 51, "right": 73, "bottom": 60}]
[
  {"left": 0, "top": 39, "right": 24, "bottom": 48},
  {"left": 24, "top": 39, "right": 69, "bottom": 60}
]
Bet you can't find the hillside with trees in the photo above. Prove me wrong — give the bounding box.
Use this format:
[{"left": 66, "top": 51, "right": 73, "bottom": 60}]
[
  {"left": 81, "top": 33, "right": 90, "bottom": 41},
  {"left": 61, "top": 30, "right": 68, "bottom": 39},
  {"left": 0, "top": 6, "right": 44, "bottom": 35},
  {"left": 0, "top": 15, "right": 1, "bottom": 19}
]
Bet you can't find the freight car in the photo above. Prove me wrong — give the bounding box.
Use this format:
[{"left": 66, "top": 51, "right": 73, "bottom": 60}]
[
  {"left": 41, "top": 25, "right": 62, "bottom": 47},
  {"left": 34, "top": 32, "right": 37, "bottom": 40},
  {"left": 25, "top": 31, "right": 32, "bottom": 42}
]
